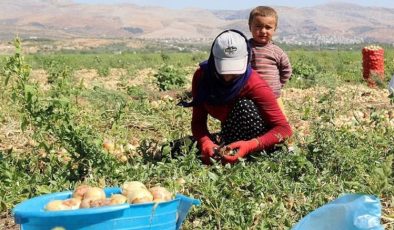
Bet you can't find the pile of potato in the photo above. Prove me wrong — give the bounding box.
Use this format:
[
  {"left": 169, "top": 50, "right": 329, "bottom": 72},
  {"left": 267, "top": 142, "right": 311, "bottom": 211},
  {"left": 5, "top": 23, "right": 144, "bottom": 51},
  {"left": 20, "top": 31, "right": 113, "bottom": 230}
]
[{"left": 45, "top": 181, "right": 173, "bottom": 211}]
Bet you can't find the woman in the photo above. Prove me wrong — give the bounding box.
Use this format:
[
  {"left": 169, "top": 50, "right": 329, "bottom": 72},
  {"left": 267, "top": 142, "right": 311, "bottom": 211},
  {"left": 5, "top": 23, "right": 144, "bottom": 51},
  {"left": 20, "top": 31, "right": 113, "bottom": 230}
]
[{"left": 183, "top": 29, "right": 292, "bottom": 164}]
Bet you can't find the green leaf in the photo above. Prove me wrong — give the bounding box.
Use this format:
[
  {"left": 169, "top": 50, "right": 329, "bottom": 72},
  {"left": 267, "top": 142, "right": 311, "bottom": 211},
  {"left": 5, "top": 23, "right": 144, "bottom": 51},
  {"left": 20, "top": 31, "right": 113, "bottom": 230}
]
[
  {"left": 21, "top": 116, "right": 28, "bottom": 131},
  {"left": 208, "top": 172, "right": 218, "bottom": 181},
  {"left": 0, "top": 200, "right": 7, "bottom": 212},
  {"left": 35, "top": 185, "right": 51, "bottom": 195}
]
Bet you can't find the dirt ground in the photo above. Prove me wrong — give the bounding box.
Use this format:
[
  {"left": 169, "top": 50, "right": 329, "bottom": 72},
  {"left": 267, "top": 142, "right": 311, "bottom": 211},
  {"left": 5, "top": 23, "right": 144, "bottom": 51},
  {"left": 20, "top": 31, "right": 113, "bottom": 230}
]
[{"left": 0, "top": 212, "right": 17, "bottom": 230}]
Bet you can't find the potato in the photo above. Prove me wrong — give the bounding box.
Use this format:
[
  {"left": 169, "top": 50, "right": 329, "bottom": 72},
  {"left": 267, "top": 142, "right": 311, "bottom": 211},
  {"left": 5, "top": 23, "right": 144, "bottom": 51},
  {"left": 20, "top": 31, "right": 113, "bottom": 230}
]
[
  {"left": 80, "top": 198, "right": 93, "bottom": 208},
  {"left": 121, "top": 181, "right": 147, "bottom": 196},
  {"left": 109, "top": 194, "right": 127, "bottom": 205},
  {"left": 83, "top": 187, "right": 106, "bottom": 201},
  {"left": 72, "top": 184, "right": 91, "bottom": 200},
  {"left": 62, "top": 198, "right": 81, "bottom": 210},
  {"left": 149, "top": 186, "right": 173, "bottom": 203},
  {"left": 126, "top": 188, "right": 153, "bottom": 204},
  {"left": 215, "top": 145, "right": 236, "bottom": 156},
  {"left": 45, "top": 200, "right": 68, "bottom": 211},
  {"left": 89, "top": 198, "right": 111, "bottom": 208},
  {"left": 81, "top": 194, "right": 127, "bottom": 208},
  {"left": 46, "top": 198, "right": 81, "bottom": 211},
  {"left": 103, "top": 139, "right": 115, "bottom": 152}
]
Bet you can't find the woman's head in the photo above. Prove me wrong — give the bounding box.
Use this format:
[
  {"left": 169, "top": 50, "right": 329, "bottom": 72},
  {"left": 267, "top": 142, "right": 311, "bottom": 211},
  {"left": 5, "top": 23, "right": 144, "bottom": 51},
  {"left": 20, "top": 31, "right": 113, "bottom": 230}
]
[
  {"left": 181, "top": 30, "right": 251, "bottom": 107},
  {"left": 212, "top": 30, "right": 249, "bottom": 79}
]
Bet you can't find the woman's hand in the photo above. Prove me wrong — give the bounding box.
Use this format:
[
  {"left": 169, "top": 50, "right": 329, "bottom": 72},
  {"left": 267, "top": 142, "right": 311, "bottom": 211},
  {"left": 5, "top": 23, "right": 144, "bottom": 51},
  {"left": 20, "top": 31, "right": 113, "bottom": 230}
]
[
  {"left": 222, "top": 139, "right": 259, "bottom": 164},
  {"left": 200, "top": 138, "right": 219, "bottom": 164}
]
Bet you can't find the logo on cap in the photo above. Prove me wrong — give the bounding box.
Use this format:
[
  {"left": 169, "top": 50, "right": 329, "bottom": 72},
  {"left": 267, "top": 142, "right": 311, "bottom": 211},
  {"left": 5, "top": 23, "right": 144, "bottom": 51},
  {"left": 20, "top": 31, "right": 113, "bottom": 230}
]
[{"left": 224, "top": 46, "right": 237, "bottom": 55}]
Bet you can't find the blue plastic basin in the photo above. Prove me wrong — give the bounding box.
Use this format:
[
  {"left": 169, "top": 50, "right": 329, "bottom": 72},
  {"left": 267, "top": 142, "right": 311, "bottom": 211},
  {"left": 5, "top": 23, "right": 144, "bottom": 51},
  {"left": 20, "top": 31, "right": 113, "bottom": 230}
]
[{"left": 13, "top": 187, "right": 200, "bottom": 230}]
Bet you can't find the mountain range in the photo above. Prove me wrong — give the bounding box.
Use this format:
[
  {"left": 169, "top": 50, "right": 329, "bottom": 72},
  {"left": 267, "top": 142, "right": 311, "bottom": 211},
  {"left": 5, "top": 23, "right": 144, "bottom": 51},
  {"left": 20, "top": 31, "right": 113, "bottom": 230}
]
[{"left": 2, "top": 0, "right": 394, "bottom": 45}]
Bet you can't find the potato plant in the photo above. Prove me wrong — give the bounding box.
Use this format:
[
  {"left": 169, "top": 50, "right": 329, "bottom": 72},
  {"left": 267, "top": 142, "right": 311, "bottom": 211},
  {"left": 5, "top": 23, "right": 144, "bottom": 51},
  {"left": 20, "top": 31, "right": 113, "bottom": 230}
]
[{"left": 0, "top": 40, "right": 393, "bottom": 229}]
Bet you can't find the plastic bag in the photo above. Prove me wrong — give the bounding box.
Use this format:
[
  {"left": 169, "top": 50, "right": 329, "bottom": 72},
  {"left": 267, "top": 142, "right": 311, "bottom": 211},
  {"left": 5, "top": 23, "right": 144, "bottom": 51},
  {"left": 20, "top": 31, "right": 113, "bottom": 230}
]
[
  {"left": 292, "top": 194, "right": 383, "bottom": 230},
  {"left": 388, "top": 74, "right": 394, "bottom": 94}
]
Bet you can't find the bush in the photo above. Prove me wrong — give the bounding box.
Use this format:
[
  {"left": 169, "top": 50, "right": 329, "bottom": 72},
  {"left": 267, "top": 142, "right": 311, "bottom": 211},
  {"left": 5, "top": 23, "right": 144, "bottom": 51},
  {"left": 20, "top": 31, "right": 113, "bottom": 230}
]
[
  {"left": 291, "top": 61, "right": 318, "bottom": 88},
  {"left": 154, "top": 64, "right": 187, "bottom": 91}
]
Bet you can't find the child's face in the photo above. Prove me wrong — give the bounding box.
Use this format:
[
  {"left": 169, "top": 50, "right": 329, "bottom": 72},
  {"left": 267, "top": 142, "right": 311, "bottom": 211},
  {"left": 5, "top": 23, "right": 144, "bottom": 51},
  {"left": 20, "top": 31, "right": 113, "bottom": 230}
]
[{"left": 249, "top": 15, "right": 276, "bottom": 45}]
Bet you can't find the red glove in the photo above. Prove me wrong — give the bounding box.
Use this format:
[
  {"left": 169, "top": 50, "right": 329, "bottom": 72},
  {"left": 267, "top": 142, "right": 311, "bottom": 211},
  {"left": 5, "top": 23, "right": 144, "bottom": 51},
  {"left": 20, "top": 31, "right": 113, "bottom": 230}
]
[
  {"left": 222, "top": 139, "right": 259, "bottom": 164},
  {"left": 199, "top": 137, "right": 218, "bottom": 164}
]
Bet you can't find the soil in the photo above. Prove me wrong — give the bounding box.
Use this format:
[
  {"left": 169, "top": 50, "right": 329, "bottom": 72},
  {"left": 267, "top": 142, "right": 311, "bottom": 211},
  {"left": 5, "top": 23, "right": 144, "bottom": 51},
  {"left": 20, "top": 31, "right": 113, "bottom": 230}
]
[{"left": 0, "top": 212, "right": 17, "bottom": 230}]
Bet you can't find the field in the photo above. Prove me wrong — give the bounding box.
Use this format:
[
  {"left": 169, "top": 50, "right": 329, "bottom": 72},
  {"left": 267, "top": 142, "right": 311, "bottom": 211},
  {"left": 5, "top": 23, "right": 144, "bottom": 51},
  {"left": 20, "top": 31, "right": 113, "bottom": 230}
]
[{"left": 0, "top": 39, "right": 393, "bottom": 229}]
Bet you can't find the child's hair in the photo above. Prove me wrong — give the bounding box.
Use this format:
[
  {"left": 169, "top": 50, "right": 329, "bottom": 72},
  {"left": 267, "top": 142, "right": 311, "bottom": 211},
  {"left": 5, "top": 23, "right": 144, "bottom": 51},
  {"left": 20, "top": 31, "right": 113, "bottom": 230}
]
[{"left": 248, "top": 6, "right": 278, "bottom": 29}]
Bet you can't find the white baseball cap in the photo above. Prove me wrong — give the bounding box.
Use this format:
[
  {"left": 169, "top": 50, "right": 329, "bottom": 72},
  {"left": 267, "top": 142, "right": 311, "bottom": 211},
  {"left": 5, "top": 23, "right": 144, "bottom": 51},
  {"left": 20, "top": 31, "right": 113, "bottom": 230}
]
[{"left": 212, "top": 31, "right": 248, "bottom": 75}]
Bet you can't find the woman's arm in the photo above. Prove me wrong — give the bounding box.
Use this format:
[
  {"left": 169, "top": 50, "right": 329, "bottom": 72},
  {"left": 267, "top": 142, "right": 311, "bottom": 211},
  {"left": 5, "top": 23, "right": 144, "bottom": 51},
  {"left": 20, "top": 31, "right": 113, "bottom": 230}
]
[
  {"left": 190, "top": 68, "right": 211, "bottom": 144},
  {"left": 247, "top": 73, "right": 292, "bottom": 150}
]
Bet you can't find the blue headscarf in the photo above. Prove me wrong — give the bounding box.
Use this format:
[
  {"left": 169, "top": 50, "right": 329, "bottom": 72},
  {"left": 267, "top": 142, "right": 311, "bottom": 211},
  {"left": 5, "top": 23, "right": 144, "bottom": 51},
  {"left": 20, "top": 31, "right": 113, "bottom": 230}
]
[{"left": 180, "top": 29, "right": 252, "bottom": 107}]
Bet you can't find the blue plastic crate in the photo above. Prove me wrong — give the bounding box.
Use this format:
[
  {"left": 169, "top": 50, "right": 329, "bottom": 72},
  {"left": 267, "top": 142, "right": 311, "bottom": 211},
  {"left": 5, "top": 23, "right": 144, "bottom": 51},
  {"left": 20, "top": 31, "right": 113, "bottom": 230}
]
[{"left": 13, "top": 187, "right": 200, "bottom": 230}]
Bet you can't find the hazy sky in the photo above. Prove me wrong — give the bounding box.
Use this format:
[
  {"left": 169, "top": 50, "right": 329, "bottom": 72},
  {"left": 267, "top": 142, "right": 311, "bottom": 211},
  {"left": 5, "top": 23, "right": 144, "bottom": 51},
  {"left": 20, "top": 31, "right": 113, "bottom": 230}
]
[{"left": 73, "top": 0, "right": 394, "bottom": 10}]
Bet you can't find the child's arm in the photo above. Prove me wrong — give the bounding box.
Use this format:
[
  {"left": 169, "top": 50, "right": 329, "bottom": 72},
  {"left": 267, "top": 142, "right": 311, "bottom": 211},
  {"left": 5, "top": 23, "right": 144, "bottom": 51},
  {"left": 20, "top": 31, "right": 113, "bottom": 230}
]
[{"left": 278, "top": 52, "right": 292, "bottom": 87}]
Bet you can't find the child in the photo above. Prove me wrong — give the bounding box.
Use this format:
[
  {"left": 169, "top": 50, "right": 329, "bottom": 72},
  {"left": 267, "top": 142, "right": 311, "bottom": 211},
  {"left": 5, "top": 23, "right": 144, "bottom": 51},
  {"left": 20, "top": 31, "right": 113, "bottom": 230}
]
[{"left": 248, "top": 6, "right": 292, "bottom": 116}]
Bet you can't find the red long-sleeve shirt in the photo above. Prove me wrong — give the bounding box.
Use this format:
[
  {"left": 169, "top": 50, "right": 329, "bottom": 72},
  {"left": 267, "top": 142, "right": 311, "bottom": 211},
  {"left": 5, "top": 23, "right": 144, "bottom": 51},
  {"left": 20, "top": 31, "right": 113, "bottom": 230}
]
[{"left": 191, "top": 68, "right": 292, "bottom": 150}]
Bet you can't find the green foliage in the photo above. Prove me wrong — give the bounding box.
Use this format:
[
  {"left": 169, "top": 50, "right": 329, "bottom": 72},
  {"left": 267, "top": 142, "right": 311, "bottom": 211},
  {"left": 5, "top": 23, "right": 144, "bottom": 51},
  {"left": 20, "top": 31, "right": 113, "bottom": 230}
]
[
  {"left": 389, "top": 92, "right": 394, "bottom": 105},
  {"left": 287, "top": 50, "right": 365, "bottom": 88},
  {"left": 21, "top": 52, "right": 204, "bottom": 73},
  {"left": 160, "top": 53, "right": 170, "bottom": 62},
  {"left": 0, "top": 150, "right": 69, "bottom": 212},
  {"left": 1, "top": 40, "right": 393, "bottom": 229},
  {"left": 44, "top": 58, "right": 74, "bottom": 84},
  {"left": 94, "top": 56, "right": 110, "bottom": 77},
  {"left": 154, "top": 64, "right": 188, "bottom": 91},
  {"left": 290, "top": 59, "right": 319, "bottom": 88},
  {"left": 3, "top": 38, "right": 121, "bottom": 181}
]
